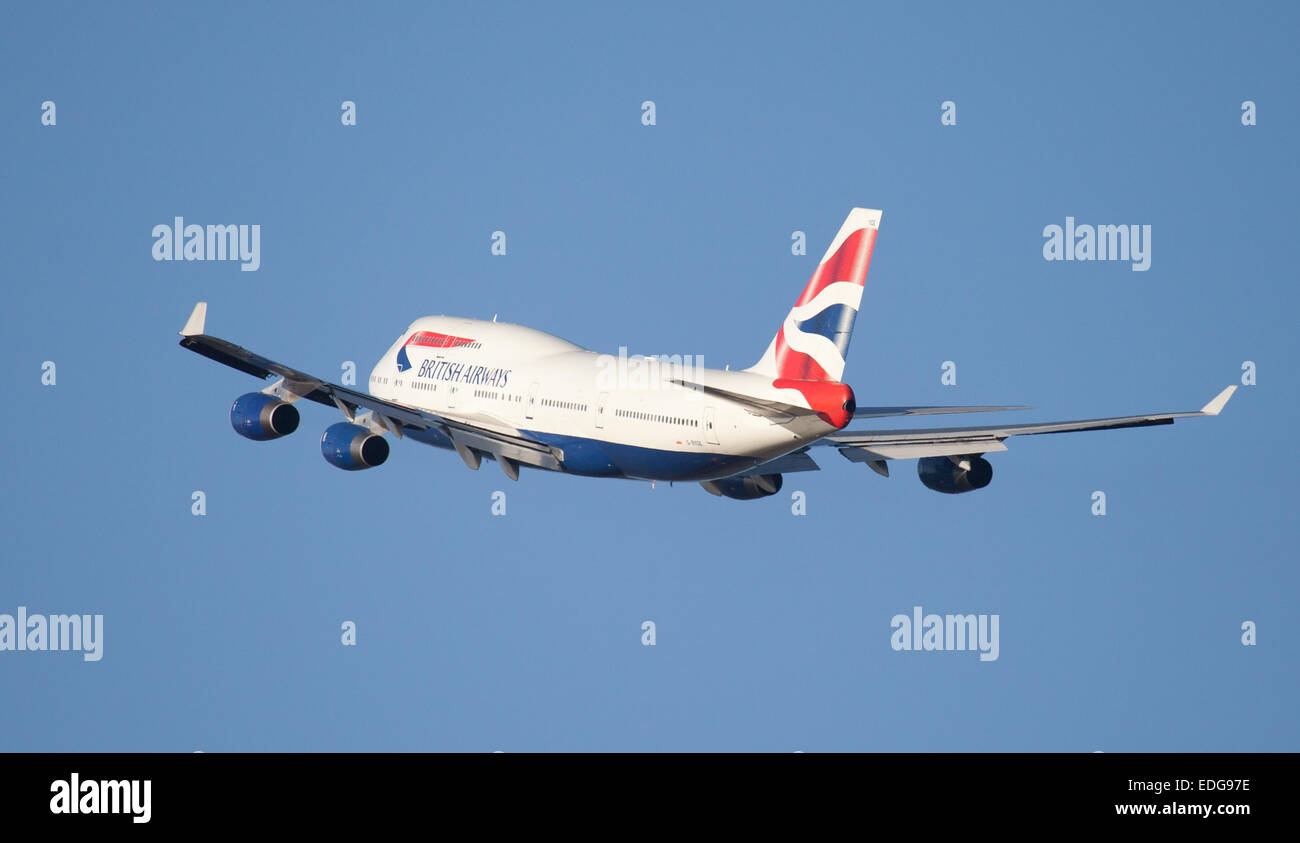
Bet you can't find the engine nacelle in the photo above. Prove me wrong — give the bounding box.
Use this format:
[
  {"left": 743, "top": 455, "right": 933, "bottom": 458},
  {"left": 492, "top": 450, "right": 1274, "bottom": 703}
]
[
  {"left": 230, "top": 392, "right": 300, "bottom": 441},
  {"left": 700, "top": 473, "right": 783, "bottom": 500},
  {"left": 917, "top": 455, "right": 993, "bottom": 494},
  {"left": 321, "top": 422, "right": 390, "bottom": 471}
]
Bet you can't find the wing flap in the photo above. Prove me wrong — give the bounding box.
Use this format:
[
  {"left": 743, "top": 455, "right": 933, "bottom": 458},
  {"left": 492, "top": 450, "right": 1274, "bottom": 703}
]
[{"left": 844, "top": 439, "right": 1009, "bottom": 461}]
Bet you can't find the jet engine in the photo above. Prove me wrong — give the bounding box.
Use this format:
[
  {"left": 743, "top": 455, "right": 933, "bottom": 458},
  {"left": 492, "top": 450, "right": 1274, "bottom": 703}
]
[
  {"left": 321, "top": 422, "right": 390, "bottom": 471},
  {"left": 917, "top": 455, "right": 993, "bottom": 494},
  {"left": 230, "top": 392, "right": 300, "bottom": 441},
  {"left": 700, "top": 473, "right": 783, "bottom": 500}
]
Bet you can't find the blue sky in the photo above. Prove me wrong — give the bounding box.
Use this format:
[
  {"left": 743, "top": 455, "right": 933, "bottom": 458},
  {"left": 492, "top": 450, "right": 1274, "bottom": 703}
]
[{"left": 1, "top": 2, "right": 1295, "bottom": 751}]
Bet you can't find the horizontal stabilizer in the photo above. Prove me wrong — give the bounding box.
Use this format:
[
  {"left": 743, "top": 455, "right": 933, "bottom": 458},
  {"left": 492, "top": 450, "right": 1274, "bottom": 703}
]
[
  {"left": 671, "top": 379, "right": 1031, "bottom": 422},
  {"left": 853, "top": 404, "right": 1031, "bottom": 419}
]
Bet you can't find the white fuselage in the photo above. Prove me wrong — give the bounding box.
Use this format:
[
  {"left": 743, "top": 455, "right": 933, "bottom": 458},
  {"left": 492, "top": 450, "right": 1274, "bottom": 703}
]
[{"left": 366, "top": 316, "right": 835, "bottom": 481}]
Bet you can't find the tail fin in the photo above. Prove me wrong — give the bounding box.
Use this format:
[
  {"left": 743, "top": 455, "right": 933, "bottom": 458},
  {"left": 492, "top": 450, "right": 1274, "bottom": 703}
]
[{"left": 747, "top": 208, "right": 881, "bottom": 382}]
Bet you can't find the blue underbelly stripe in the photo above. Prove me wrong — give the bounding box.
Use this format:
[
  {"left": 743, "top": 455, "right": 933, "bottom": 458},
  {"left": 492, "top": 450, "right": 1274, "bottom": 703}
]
[{"left": 521, "top": 430, "right": 756, "bottom": 481}]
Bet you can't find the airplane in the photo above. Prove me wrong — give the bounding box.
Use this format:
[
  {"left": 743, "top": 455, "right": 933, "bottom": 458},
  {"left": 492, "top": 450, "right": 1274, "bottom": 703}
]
[{"left": 178, "top": 207, "right": 1236, "bottom": 499}]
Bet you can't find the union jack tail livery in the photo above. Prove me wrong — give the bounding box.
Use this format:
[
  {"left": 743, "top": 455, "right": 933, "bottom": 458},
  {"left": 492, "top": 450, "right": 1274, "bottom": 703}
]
[{"left": 748, "top": 207, "right": 881, "bottom": 383}]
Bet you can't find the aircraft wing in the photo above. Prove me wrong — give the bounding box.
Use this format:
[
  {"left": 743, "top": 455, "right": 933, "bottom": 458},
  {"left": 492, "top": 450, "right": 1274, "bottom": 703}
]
[
  {"left": 177, "top": 302, "right": 561, "bottom": 475},
  {"left": 820, "top": 386, "right": 1237, "bottom": 468}
]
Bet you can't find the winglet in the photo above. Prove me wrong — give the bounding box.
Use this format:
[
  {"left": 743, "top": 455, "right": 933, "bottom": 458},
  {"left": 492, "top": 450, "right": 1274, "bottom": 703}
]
[
  {"left": 1200, "top": 385, "right": 1237, "bottom": 415},
  {"left": 181, "top": 302, "right": 207, "bottom": 337}
]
